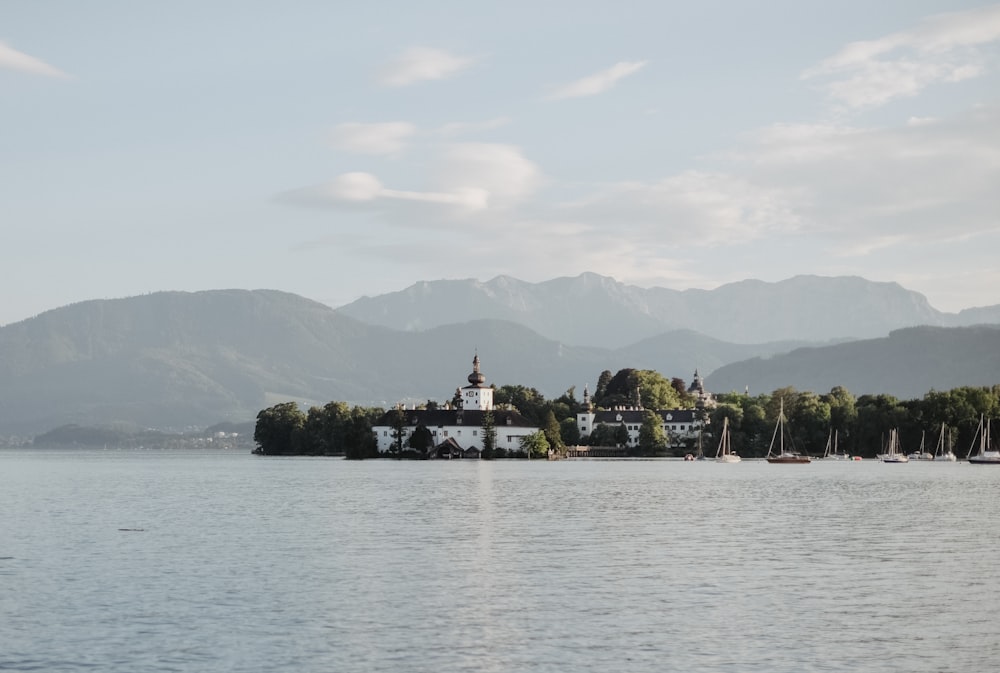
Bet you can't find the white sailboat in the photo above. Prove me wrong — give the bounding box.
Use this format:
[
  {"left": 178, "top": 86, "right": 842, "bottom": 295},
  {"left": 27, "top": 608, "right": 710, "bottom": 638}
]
[
  {"left": 933, "top": 423, "right": 956, "bottom": 462},
  {"left": 879, "top": 428, "right": 909, "bottom": 463},
  {"left": 967, "top": 415, "right": 1000, "bottom": 465},
  {"left": 907, "top": 431, "right": 934, "bottom": 461},
  {"left": 766, "top": 400, "right": 810, "bottom": 464},
  {"left": 714, "top": 416, "right": 741, "bottom": 463},
  {"left": 822, "top": 429, "right": 850, "bottom": 460}
]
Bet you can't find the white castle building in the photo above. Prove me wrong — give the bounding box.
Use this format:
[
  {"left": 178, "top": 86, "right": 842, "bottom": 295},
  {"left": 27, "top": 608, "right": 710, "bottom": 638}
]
[
  {"left": 576, "top": 370, "right": 714, "bottom": 449},
  {"left": 371, "top": 354, "right": 539, "bottom": 457}
]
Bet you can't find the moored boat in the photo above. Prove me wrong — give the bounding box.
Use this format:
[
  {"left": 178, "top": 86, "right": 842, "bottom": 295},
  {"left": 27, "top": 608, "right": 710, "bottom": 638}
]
[
  {"left": 822, "top": 429, "right": 851, "bottom": 460},
  {"left": 906, "top": 431, "right": 933, "bottom": 460},
  {"left": 933, "top": 422, "right": 957, "bottom": 462},
  {"left": 766, "top": 400, "right": 810, "bottom": 464},
  {"left": 714, "top": 416, "right": 741, "bottom": 463},
  {"left": 879, "top": 428, "right": 909, "bottom": 463},
  {"left": 967, "top": 415, "right": 1000, "bottom": 465}
]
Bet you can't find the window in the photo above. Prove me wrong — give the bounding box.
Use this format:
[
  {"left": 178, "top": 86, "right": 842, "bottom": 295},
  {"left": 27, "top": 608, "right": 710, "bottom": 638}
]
[{"left": 473, "top": 430, "right": 478, "bottom": 436}]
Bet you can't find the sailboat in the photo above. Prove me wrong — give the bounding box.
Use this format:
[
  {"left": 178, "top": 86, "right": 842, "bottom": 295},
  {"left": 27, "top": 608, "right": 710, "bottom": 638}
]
[
  {"left": 822, "top": 429, "right": 850, "bottom": 460},
  {"left": 906, "top": 430, "right": 934, "bottom": 461},
  {"left": 879, "top": 428, "right": 909, "bottom": 463},
  {"left": 714, "top": 417, "right": 741, "bottom": 463},
  {"left": 967, "top": 415, "right": 1000, "bottom": 464},
  {"left": 933, "top": 422, "right": 956, "bottom": 462},
  {"left": 766, "top": 400, "right": 810, "bottom": 464}
]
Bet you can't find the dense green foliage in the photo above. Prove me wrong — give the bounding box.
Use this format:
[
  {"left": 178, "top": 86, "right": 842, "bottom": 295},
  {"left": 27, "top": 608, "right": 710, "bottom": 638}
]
[
  {"left": 254, "top": 401, "right": 379, "bottom": 457},
  {"left": 593, "top": 368, "right": 691, "bottom": 410},
  {"left": 709, "top": 385, "right": 1000, "bottom": 458},
  {"left": 253, "top": 363, "right": 1000, "bottom": 460}
]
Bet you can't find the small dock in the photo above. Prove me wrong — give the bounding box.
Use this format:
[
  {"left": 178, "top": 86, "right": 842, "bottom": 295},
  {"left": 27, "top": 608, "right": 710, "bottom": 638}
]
[{"left": 565, "top": 445, "right": 628, "bottom": 458}]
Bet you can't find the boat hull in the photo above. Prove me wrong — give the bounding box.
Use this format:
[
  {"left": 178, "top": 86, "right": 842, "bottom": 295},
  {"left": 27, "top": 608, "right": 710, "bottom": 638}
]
[{"left": 767, "top": 455, "right": 811, "bottom": 464}]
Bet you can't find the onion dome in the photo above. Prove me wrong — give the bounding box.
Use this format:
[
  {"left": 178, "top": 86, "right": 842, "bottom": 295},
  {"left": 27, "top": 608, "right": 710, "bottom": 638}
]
[{"left": 467, "top": 354, "right": 486, "bottom": 386}]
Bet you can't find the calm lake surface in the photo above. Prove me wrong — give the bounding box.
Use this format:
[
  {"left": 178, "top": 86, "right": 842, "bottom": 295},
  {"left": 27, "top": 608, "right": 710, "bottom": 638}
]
[{"left": 2, "top": 449, "right": 998, "bottom": 672}]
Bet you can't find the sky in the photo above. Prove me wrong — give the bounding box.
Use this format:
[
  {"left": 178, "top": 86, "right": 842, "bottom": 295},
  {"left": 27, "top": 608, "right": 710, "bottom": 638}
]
[{"left": 2, "top": 0, "right": 999, "bottom": 326}]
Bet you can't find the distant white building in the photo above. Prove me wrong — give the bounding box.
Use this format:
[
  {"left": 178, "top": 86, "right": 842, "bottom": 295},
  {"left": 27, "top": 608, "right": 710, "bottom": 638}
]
[
  {"left": 576, "top": 370, "right": 712, "bottom": 449},
  {"left": 371, "top": 354, "right": 539, "bottom": 456}
]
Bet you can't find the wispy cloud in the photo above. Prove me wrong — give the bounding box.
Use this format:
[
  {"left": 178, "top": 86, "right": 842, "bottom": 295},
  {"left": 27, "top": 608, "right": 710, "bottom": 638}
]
[
  {"left": 562, "top": 171, "right": 801, "bottom": 245},
  {"left": 279, "top": 171, "right": 489, "bottom": 212},
  {"left": 547, "top": 60, "right": 647, "bottom": 100},
  {"left": 434, "top": 117, "right": 511, "bottom": 137},
  {"left": 279, "top": 143, "right": 541, "bottom": 216},
  {"left": 732, "top": 105, "right": 1000, "bottom": 252},
  {"left": 378, "top": 47, "right": 475, "bottom": 86},
  {"left": 802, "top": 4, "right": 1000, "bottom": 109},
  {"left": 0, "top": 41, "right": 68, "bottom": 78},
  {"left": 329, "top": 122, "right": 417, "bottom": 155}
]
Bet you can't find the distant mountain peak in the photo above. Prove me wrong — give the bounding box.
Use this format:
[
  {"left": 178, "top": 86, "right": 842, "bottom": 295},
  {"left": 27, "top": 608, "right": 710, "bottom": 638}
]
[{"left": 336, "top": 272, "right": 989, "bottom": 347}]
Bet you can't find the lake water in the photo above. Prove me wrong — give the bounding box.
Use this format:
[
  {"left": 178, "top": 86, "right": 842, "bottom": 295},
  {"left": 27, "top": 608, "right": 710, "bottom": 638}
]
[{"left": 1, "top": 450, "right": 998, "bottom": 672}]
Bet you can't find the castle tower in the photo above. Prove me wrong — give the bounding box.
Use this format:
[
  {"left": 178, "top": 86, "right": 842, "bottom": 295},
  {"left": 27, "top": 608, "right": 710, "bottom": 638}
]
[
  {"left": 577, "top": 384, "right": 597, "bottom": 440},
  {"left": 687, "top": 368, "right": 716, "bottom": 408},
  {"left": 461, "top": 353, "right": 493, "bottom": 411}
]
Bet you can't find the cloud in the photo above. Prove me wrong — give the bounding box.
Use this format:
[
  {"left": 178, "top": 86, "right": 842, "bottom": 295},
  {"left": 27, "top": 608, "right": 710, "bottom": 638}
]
[
  {"left": 0, "top": 41, "right": 68, "bottom": 78},
  {"left": 432, "top": 143, "right": 543, "bottom": 208},
  {"left": 378, "top": 47, "right": 475, "bottom": 86},
  {"left": 731, "top": 105, "right": 1000, "bottom": 251},
  {"left": 548, "top": 60, "right": 648, "bottom": 100},
  {"left": 280, "top": 143, "right": 541, "bottom": 217},
  {"left": 434, "top": 117, "right": 511, "bottom": 137},
  {"left": 562, "top": 171, "right": 801, "bottom": 245},
  {"left": 279, "top": 171, "right": 488, "bottom": 212},
  {"left": 329, "top": 122, "right": 417, "bottom": 155},
  {"left": 803, "top": 5, "right": 1000, "bottom": 109}
]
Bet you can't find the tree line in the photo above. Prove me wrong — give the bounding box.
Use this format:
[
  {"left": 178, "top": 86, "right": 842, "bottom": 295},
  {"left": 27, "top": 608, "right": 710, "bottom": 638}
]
[{"left": 252, "top": 367, "right": 1000, "bottom": 459}]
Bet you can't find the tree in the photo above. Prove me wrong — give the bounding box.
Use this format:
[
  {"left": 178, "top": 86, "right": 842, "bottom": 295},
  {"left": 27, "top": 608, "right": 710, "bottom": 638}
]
[
  {"left": 596, "top": 368, "right": 685, "bottom": 410},
  {"left": 789, "top": 391, "right": 831, "bottom": 455},
  {"left": 638, "top": 409, "right": 667, "bottom": 456},
  {"left": 560, "top": 417, "right": 581, "bottom": 446},
  {"left": 408, "top": 424, "right": 433, "bottom": 454},
  {"left": 594, "top": 370, "right": 613, "bottom": 404},
  {"left": 541, "top": 409, "right": 565, "bottom": 454},
  {"left": 343, "top": 408, "right": 380, "bottom": 460},
  {"left": 480, "top": 410, "right": 497, "bottom": 460},
  {"left": 389, "top": 406, "right": 406, "bottom": 458},
  {"left": 254, "top": 402, "right": 305, "bottom": 455},
  {"left": 495, "top": 384, "right": 547, "bottom": 424},
  {"left": 520, "top": 431, "right": 550, "bottom": 459},
  {"left": 823, "top": 386, "right": 857, "bottom": 448},
  {"left": 588, "top": 423, "right": 617, "bottom": 446}
]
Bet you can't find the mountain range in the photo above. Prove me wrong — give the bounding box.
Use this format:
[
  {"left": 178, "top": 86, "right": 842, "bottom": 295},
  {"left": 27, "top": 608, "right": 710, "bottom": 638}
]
[
  {"left": 1, "top": 274, "right": 998, "bottom": 436},
  {"left": 337, "top": 273, "right": 1000, "bottom": 347}
]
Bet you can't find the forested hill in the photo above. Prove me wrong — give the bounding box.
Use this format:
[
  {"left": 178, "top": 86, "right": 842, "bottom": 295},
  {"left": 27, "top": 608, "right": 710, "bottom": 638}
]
[
  {"left": 0, "top": 290, "right": 798, "bottom": 434},
  {"left": 3, "top": 290, "right": 997, "bottom": 436},
  {"left": 706, "top": 325, "right": 1000, "bottom": 399}
]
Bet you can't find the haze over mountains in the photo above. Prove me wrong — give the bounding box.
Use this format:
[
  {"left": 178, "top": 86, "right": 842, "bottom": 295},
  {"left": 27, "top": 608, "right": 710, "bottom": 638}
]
[
  {"left": 2, "top": 274, "right": 998, "bottom": 436},
  {"left": 337, "top": 273, "right": 1000, "bottom": 347}
]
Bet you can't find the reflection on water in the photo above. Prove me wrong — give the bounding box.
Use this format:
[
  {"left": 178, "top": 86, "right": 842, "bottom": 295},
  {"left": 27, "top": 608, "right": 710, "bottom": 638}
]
[{"left": 1, "top": 451, "right": 998, "bottom": 672}]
